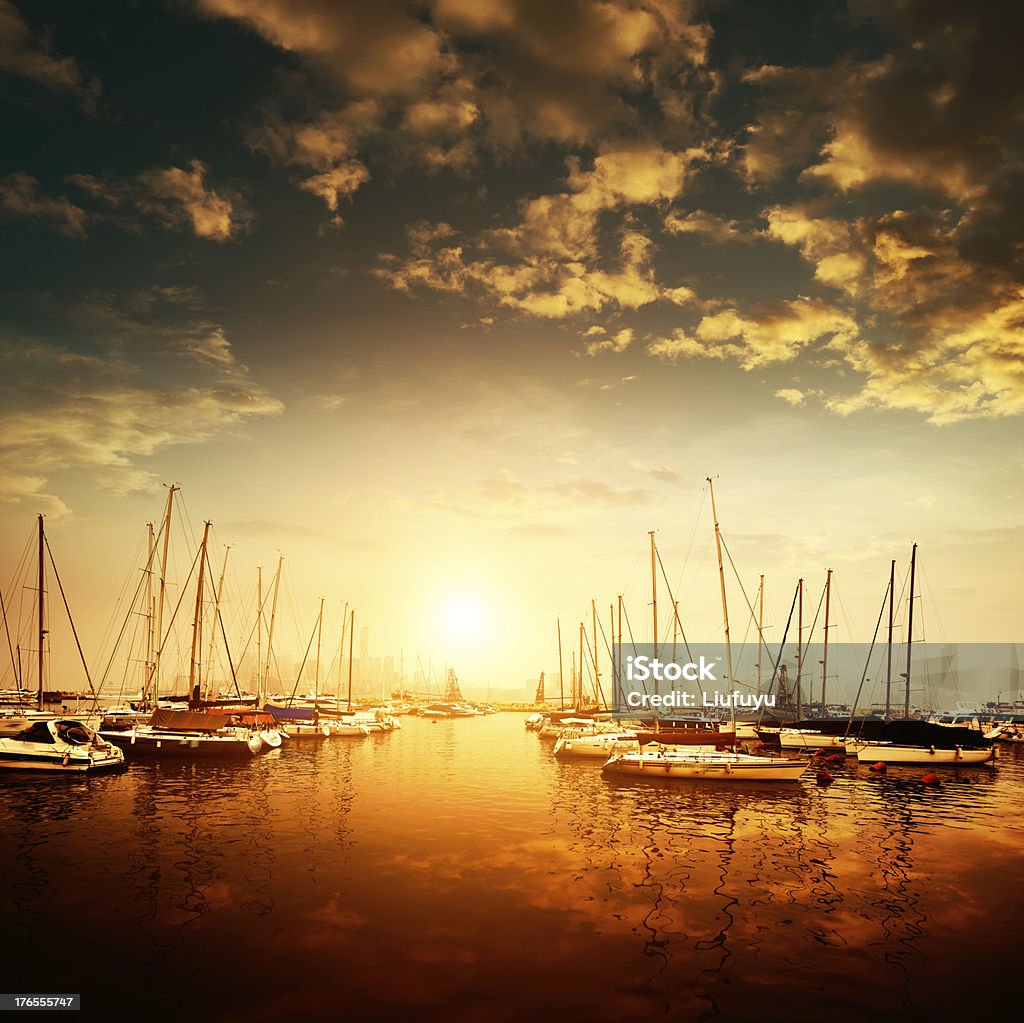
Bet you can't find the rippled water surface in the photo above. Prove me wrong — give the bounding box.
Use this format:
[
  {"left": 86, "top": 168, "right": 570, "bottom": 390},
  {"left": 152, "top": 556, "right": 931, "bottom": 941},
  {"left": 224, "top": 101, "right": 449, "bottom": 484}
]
[{"left": 2, "top": 715, "right": 1022, "bottom": 1022}]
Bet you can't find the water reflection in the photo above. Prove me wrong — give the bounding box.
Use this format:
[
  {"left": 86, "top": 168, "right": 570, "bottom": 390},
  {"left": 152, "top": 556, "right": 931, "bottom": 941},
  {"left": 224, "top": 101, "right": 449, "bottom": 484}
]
[
  {"left": 544, "top": 743, "right": 1023, "bottom": 1022},
  {"left": 0, "top": 716, "right": 1021, "bottom": 1022}
]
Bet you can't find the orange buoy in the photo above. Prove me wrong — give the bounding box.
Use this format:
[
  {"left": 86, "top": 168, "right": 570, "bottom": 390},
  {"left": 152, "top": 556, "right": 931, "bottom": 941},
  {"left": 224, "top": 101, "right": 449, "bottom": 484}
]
[
  {"left": 921, "top": 773, "right": 941, "bottom": 785},
  {"left": 869, "top": 761, "right": 887, "bottom": 772}
]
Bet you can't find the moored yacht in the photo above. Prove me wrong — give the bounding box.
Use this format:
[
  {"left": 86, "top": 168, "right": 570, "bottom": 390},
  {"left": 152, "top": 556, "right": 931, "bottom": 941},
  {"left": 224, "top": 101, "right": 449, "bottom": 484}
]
[
  {"left": 553, "top": 729, "right": 641, "bottom": 758},
  {"left": 0, "top": 718, "right": 126, "bottom": 773},
  {"left": 602, "top": 745, "right": 808, "bottom": 782},
  {"left": 854, "top": 741, "right": 996, "bottom": 765},
  {"left": 100, "top": 709, "right": 270, "bottom": 758}
]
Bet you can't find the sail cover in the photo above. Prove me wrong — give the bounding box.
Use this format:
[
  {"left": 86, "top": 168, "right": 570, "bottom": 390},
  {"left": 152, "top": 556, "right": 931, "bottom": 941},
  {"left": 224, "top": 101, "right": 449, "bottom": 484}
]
[
  {"left": 150, "top": 709, "right": 231, "bottom": 731},
  {"left": 263, "top": 703, "right": 316, "bottom": 721}
]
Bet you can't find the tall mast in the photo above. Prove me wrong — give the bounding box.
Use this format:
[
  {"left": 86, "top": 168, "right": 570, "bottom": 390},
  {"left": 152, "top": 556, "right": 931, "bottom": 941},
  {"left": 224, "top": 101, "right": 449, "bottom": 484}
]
[
  {"left": 263, "top": 554, "right": 283, "bottom": 689},
  {"left": 346, "top": 608, "right": 355, "bottom": 711},
  {"left": 150, "top": 483, "right": 177, "bottom": 702},
  {"left": 188, "top": 520, "right": 211, "bottom": 706},
  {"left": 0, "top": 585, "right": 18, "bottom": 689},
  {"left": 885, "top": 559, "right": 895, "bottom": 719},
  {"left": 578, "top": 622, "right": 584, "bottom": 709},
  {"left": 336, "top": 600, "right": 349, "bottom": 703},
  {"left": 904, "top": 543, "right": 917, "bottom": 718},
  {"left": 256, "top": 566, "right": 262, "bottom": 703},
  {"left": 557, "top": 618, "right": 564, "bottom": 711},
  {"left": 591, "top": 599, "right": 599, "bottom": 705},
  {"left": 617, "top": 596, "right": 623, "bottom": 708},
  {"left": 314, "top": 597, "right": 324, "bottom": 704},
  {"left": 37, "top": 514, "right": 45, "bottom": 711},
  {"left": 649, "top": 530, "right": 658, "bottom": 659},
  {"left": 672, "top": 600, "right": 679, "bottom": 664},
  {"left": 757, "top": 575, "right": 764, "bottom": 696},
  {"left": 821, "top": 568, "right": 833, "bottom": 713},
  {"left": 609, "top": 603, "right": 616, "bottom": 711},
  {"left": 204, "top": 545, "right": 231, "bottom": 701},
  {"left": 144, "top": 523, "right": 155, "bottom": 691},
  {"left": 707, "top": 478, "right": 733, "bottom": 694},
  {"left": 796, "top": 578, "right": 804, "bottom": 718}
]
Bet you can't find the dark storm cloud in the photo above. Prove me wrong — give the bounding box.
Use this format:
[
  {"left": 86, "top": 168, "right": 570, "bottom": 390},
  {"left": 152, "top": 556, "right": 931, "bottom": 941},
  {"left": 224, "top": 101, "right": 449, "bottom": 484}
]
[
  {"left": 0, "top": 173, "right": 89, "bottom": 237},
  {"left": 0, "top": 0, "right": 99, "bottom": 109}
]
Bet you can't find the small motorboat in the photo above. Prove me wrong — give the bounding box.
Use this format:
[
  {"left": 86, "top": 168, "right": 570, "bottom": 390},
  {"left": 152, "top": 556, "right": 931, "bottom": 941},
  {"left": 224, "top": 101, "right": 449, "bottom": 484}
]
[{"left": 0, "top": 718, "right": 127, "bottom": 773}]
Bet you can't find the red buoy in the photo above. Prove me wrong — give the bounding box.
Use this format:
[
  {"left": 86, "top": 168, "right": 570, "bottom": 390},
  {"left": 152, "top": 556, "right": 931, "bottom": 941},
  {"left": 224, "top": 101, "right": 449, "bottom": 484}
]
[
  {"left": 824, "top": 753, "right": 841, "bottom": 762},
  {"left": 816, "top": 769, "right": 834, "bottom": 786},
  {"left": 869, "top": 762, "right": 887, "bottom": 772},
  {"left": 921, "top": 773, "right": 942, "bottom": 785}
]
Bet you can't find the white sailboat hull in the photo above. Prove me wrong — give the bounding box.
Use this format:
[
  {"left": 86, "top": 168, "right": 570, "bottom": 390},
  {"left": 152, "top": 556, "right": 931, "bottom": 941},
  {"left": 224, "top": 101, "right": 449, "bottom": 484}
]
[
  {"left": 280, "top": 722, "right": 330, "bottom": 740},
  {"left": 778, "top": 729, "right": 846, "bottom": 750},
  {"left": 321, "top": 721, "right": 371, "bottom": 737},
  {"left": 602, "top": 749, "right": 808, "bottom": 782},
  {"left": 554, "top": 732, "right": 640, "bottom": 758},
  {"left": 855, "top": 743, "right": 995, "bottom": 765}
]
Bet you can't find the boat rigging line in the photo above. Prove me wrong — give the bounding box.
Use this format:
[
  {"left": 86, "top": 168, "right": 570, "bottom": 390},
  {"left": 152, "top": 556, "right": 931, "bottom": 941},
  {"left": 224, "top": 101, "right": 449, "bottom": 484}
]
[{"left": 43, "top": 532, "right": 98, "bottom": 704}]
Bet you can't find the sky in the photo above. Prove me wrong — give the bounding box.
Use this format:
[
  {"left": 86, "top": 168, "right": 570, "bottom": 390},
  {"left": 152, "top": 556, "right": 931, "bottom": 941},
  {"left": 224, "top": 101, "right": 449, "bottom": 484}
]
[{"left": 1, "top": 0, "right": 1021, "bottom": 700}]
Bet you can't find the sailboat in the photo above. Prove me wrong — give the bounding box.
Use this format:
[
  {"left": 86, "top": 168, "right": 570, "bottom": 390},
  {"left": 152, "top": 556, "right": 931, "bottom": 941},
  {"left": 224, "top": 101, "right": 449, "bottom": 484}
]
[
  {"left": 850, "top": 545, "right": 996, "bottom": 766},
  {"left": 554, "top": 729, "right": 641, "bottom": 758},
  {"left": 266, "top": 598, "right": 334, "bottom": 740},
  {"left": 100, "top": 519, "right": 278, "bottom": 758},
  {"left": 319, "top": 608, "right": 373, "bottom": 737},
  {"left": 603, "top": 480, "right": 808, "bottom": 783},
  {"left": 0, "top": 516, "right": 126, "bottom": 774},
  {"left": 778, "top": 569, "right": 848, "bottom": 750},
  {"left": 632, "top": 531, "right": 736, "bottom": 748}
]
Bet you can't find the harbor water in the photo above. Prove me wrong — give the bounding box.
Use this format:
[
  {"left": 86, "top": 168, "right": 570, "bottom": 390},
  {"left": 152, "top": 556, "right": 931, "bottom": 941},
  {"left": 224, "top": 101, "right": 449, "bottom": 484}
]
[{"left": 1, "top": 714, "right": 1022, "bottom": 1022}]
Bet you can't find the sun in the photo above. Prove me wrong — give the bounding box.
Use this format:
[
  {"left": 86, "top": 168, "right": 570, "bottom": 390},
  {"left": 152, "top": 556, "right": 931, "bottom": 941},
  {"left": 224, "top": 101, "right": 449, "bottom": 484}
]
[{"left": 442, "top": 597, "right": 485, "bottom": 642}]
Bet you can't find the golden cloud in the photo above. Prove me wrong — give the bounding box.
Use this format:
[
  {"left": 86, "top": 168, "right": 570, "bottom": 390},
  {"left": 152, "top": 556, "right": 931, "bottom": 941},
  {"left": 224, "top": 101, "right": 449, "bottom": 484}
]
[
  {"left": 804, "top": 118, "right": 987, "bottom": 205},
  {"left": 377, "top": 144, "right": 702, "bottom": 318},
  {"left": 668, "top": 297, "right": 859, "bottom": 369},
  {"left": 739, "top": 64, "right": 844, "bottom": 185},
  {"left": 0, "top": 470, "right": 70, "bottom": 518},
  {"left": 197, "top": 0, "right": 448, "bottom": 96},
  {"left": 663, "top": 209, "right": 750, "bottom": 244},
  {"left": 826, "top": 291, "right": 1024, "bottom": 424},
  {"left": 134, "top": 162, "right": 241, "bottom": 241},
  {"left": 435, "top": 0, "right": 711, "bottom": 146},
  {"left": 763, "top": 205, "right": 867, "bottom": 295},
  {"left": 582, "top": 327, "right": 634, "bottom": 357},
  {"left": 66, "top": 161, "right": 247, "bottom": 241},
  {"left": 745, "top": 4, "right": 1020, "bottom": 211},
  {"left": 774, "top": 388, "right": 806, "bottom": 407},
  {"left": 298, "top": 164, "right": 370, "bottom": 213},
  {"left": 762, "top": 202, "right": 1024, "bottom": 421}
]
